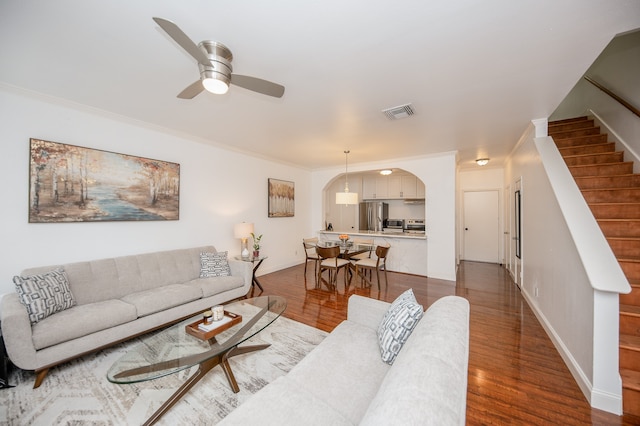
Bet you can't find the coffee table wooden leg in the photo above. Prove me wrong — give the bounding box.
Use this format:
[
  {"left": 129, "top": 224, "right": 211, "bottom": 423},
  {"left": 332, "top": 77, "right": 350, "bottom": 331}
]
[
  {"left": 142, "top": 343, "right": 271, "bottom": 426},
  {"left": 143, "top": 355, "right": 220, "bottom": 426}
]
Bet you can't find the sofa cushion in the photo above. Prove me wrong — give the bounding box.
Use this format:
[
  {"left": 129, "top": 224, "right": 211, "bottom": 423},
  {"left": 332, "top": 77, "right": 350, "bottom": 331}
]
[
  {"left": 361, "top": 296, "right": 470, "bottom": 426},
  {"left": 186, "top": 276, "right": 245, "bottom": 298},
  {"left": 13, "top": 268, "right": 76, "bottom": 325},
  {"left": 377, "top": 288, "right": 423, "bottom": 365},
  {"left": 219, "top": 376, "right": 353, "bottom": 426},
  {"left": 286, "top": 320, "right": 390, "bottom": 424},
  {"left": 121, "top": 283, "right": 202, "bottom": 317},
  {"left": 32, "top": 299, "right": 137, "bottom": 350},
  {"left": 200, "top": 251, "right": 231, "bottom": 277}
]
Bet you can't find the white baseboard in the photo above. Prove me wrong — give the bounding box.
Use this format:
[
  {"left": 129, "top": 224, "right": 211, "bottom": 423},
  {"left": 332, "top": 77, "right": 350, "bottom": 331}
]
[{"left": 521, "top": 289, "right": 623, "bottom": 415}]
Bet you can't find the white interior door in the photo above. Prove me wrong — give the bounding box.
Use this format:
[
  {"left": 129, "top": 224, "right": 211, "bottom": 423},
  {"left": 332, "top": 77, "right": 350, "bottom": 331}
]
[{"left": 463, "top": 190, "right": 500, "bottom": 263}]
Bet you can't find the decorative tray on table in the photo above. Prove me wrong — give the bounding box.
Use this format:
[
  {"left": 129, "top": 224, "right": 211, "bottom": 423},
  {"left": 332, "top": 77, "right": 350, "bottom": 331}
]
[{"left": 185, "top": 311, "right": 242, "bottom": 340}]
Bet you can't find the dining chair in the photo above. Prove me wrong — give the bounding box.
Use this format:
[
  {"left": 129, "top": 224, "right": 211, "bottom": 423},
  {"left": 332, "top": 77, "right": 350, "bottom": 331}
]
[
  {"left": 354, "top": 245, "right": 390, "bottom": 290},
  {"left": 316, "top": 245, "right": 351, "bottom": 289},
  {"left": 302, "top": 237, "right": 320, "bottom": 277}
]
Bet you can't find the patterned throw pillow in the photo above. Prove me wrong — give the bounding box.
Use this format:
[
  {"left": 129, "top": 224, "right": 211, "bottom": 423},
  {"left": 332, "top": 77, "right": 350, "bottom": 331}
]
[
  {"left": 200, "top": 251, "right": 231, "bottom": 278},
  {"left": 13, "top": 268, "right": 76, "bottom": 325},
  {"left": 377, "top": 288, "right": 424, "bottom": 365}
]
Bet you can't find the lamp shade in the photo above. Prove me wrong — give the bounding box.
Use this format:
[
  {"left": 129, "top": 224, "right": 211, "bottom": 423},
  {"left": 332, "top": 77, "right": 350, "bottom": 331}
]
[
  {"left": 336, "top": 191, "right": 359, "bottom": 205},
  {"left": 234, "top": 222, "right": 254, "bottom": 238}
]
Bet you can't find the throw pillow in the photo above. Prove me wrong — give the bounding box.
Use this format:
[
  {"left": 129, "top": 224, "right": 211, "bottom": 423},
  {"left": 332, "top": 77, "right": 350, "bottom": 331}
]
[
  {"left": 13, "top": 268, "right": 76, "bottom": 325},
  {"left": 200, "top": 251, "right": 231, "bottom": 278},
  {"left": 377, "top": 288, "right": 424, "bottom": 364}
]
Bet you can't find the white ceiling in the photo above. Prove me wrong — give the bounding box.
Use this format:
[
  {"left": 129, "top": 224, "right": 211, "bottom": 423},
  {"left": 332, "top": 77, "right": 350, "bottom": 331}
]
[{"left": 1, "top": 1, "right": 639, "bottom": 170}]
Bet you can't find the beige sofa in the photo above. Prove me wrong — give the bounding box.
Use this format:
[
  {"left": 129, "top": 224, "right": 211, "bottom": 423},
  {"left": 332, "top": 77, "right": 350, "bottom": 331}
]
[
  {"left": 220, "top": 294, "right": 470, "bottom": 425},
  {"left": 0, "top": 245, "right": 252, "bottom": 388}
]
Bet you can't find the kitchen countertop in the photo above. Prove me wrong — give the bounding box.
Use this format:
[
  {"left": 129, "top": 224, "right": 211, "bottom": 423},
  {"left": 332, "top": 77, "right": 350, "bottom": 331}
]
[{"left": 318, "top": 230, "right": 426, "bottom": 240}]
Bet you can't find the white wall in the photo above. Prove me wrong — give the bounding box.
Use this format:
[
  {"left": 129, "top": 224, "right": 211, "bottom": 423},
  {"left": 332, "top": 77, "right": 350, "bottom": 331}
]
[
  {"left": 312, "top": 152, "right": 457, "bottom": 281},
  {"left": 0, "top": 87, "right": 312, "bottom": 296}
]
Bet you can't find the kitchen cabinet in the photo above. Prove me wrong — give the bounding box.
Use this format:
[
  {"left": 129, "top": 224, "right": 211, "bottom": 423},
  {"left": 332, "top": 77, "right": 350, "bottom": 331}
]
[
  {"left": 362, "top": 173, "right": 425, "bottom": 200},
  {"left": 362, "top": 175, "right": 377, "bottom": 199},
  {"left": 387, "top": 176, "right": 402, "bottom": 198},
  {"left": 401, "top": 175, "right": 417, "bottom": 198},
  {"left": 375, "top": 176, "right": 389, "bottom": 198},
  {"left": 362, "top": 175, "right": 389, "bottom": 199}
]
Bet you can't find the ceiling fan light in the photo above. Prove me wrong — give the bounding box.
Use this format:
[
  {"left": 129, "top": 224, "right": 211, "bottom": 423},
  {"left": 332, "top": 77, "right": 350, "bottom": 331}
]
[{"left": 203, "top": 77, "right": 229, "bottom": 95}]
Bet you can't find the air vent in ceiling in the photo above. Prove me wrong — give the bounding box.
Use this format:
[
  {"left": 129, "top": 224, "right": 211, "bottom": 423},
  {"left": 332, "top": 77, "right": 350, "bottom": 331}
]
[{"left": 382, "top": 103, "right": 415, "bottom": 120}]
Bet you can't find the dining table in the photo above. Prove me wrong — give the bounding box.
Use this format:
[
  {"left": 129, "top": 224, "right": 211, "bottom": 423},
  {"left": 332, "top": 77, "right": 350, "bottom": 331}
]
[{"left": 315, "top": 240, "right": 374, "bottom": 260}]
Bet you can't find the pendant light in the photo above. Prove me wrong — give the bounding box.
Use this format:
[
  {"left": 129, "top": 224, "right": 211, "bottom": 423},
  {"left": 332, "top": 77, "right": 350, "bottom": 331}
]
[{"left": 336, "top": 150, "right": 359, "bottom": 205}]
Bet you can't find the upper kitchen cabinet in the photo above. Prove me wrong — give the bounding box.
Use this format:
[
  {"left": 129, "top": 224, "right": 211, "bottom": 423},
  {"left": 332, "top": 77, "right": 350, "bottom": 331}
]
[{"left": 362, "top": 172, "right": 424, "bottom": 200}]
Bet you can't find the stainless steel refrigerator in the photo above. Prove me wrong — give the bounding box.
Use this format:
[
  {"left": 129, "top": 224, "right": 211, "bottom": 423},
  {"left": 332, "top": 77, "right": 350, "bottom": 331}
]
[{"left": 359, "top": 202, "right": 388, "bottom": 232}]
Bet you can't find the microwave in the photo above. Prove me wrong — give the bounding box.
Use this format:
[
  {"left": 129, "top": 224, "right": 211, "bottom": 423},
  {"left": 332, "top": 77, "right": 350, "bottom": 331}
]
[{"left": 385, "top": 219, "right": 404, "bottom": 229}]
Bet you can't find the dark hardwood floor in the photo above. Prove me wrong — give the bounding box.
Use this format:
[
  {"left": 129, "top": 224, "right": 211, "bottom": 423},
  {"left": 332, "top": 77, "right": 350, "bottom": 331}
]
[{"left": 251, "top": 260, "right": 640, "bottom": 425}]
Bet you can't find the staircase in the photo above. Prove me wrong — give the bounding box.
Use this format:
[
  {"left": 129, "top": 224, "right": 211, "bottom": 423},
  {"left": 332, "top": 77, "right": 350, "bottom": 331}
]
[{"left": 549, "top": 116, "right": 640, "bottom": 416}]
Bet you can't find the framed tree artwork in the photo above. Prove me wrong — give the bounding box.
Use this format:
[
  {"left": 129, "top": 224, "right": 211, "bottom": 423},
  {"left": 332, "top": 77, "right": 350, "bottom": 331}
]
[
  {"left": 29, "top": 138, "right": 180, "bottom": 223},
  {"left": 268, "top": 178, "right": 294, "bottom": 217}
]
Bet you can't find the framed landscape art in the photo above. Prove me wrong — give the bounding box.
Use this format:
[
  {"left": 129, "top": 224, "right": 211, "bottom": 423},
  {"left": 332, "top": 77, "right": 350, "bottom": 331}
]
[
  {"left": 29, "top": 138, "right": 180, "bottom": 223},
  {"left": 268, "top": 178, "right": 294, "bottom": 217}
]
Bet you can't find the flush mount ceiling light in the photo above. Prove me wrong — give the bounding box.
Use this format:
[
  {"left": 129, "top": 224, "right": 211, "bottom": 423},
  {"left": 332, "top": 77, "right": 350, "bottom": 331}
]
[
  {"left": 336, "top": 150, "right": 358, "bottom": 205},
  {"left": 476, "top": 158, "right": 490, "bottom": 166},
  {"left": 380, "top": 169, "right": 393, "bottom": 175}
]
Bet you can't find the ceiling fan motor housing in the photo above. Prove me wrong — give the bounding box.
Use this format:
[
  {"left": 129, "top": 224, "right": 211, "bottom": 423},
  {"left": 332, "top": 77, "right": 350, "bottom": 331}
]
[{"left": 197, "top": 41, "right": 233, "bottom": 84}]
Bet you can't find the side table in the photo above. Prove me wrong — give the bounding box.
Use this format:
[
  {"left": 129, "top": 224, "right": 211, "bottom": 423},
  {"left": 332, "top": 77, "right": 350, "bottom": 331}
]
[{"left": 235, "top": 255, "right": 268, "bottom": 292}]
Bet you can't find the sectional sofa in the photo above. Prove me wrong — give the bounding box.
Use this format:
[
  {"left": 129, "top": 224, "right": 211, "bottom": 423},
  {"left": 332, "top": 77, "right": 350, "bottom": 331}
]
[{"left": 1, "top": 245, "right": 252, "bottom": 388}]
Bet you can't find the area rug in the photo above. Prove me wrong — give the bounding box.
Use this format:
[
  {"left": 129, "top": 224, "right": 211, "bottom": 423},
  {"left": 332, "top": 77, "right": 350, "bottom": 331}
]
[{"left": 0, "top": 316, "right": 327, "bottom": 425}]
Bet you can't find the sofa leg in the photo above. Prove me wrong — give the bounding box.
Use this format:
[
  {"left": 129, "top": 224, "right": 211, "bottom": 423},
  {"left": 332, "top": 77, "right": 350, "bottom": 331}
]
[{"left": 34, "top": 368, "right": 49, "bottom": 388}]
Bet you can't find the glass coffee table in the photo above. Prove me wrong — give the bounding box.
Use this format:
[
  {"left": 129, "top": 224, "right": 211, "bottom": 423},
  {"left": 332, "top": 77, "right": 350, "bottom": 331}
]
[{"left": 107, "top": 296, "right": 287, "bottom": 426}]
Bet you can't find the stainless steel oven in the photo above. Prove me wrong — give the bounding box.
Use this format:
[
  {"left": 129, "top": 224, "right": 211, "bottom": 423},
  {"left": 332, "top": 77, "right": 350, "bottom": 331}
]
[{"left": 404, "top": 219, "right": 425, "bottom": 234}]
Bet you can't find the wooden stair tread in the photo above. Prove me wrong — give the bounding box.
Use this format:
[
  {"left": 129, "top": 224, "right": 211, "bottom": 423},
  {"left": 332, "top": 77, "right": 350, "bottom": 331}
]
[
  {"left": 621, "top": 334, "right": 640, "bottom": 350},
  {"left": 618, "top": 258, "right": 640, "bottom": 263},
  {"left": 621, "top": 304, "right": 640, "bottom": 316},
  {"left": 592, "top": 203, "right": 640, "bottom": 206},
  {"left": 569, "top": 161, "right": 632, "bottom": 167},
  {"left": 621, "top": 368, "right": 640, "bottom": 391},
  {"left": 582, "top": 188, "right": 640, "bottom": 192},
  {"left": 562, "top": 151, "right": 623, "bottom": 158},
  {"left": 549, "top": 116, "right": 589, "bottom": 125}
]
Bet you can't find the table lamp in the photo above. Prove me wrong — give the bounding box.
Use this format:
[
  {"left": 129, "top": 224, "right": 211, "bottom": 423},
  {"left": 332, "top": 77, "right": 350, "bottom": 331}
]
[{"left": 234, "top": 222, "right": 254, "bottom": 259}]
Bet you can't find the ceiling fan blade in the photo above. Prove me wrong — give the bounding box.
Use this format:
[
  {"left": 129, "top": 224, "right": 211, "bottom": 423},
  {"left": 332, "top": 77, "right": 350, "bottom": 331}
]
[
  {"left": 177, "top": 80, "right": 205, "bottom": 99},
  {"left": 152, "top": 17, "right": 211, "bottom": 67},
  {"left": 230, "top": 74, "right": 285, "bottom": 98}
]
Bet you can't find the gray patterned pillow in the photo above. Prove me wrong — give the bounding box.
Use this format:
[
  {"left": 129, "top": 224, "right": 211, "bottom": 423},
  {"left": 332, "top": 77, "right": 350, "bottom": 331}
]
[
  {"left": 377, "top": 288, "right": 424, "bottom": 364},
  {"left": 200, "top": 251, "right": 231, "bottom": 277},
  {"left": 13, "top": 268, "right": 76, "bottom": 325}
]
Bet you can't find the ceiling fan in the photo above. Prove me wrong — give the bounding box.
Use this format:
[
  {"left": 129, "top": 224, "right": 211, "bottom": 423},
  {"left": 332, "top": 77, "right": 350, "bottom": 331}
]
[{"left": 152, "top": 17, "right": 285, "bottom": 99}]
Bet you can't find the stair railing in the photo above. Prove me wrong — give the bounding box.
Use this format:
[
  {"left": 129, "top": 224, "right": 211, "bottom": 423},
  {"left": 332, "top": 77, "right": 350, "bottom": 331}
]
[{"left": 584, "top": 75, "right": 640, "bottom": 119}]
